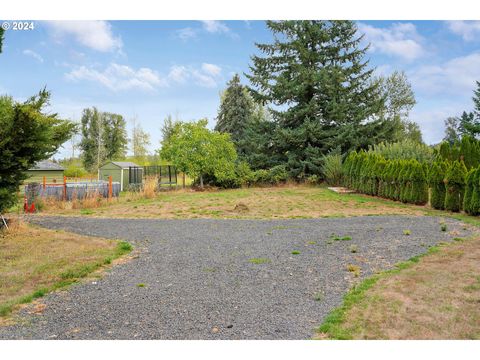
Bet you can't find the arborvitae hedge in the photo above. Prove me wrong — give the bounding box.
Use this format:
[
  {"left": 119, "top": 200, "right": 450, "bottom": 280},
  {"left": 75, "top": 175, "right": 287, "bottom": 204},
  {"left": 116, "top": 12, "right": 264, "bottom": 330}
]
[
  {"left": 444, "top": 160, "right": 467, "bottom": 212},
  {"left": 468, "top": 169, "right": 480, "bottom": 216},
  {"left": 410, "top": 160, "right": 428, "bottom": 205},
  {"left": 463, "top": 169, "right": 474, "bottom": 214},
  {"left": 429, "top": 161, "right": 447, "bottom": 210}
]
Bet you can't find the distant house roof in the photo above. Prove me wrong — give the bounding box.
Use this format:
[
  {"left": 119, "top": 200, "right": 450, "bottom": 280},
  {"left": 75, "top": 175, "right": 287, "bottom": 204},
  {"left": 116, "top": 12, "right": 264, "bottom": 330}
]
[
  {"left": 108, "top": 161, "right": 141, "bottom": 169},
  {"left": 29, "top": 160, "right": 64, "bottom": 171}
]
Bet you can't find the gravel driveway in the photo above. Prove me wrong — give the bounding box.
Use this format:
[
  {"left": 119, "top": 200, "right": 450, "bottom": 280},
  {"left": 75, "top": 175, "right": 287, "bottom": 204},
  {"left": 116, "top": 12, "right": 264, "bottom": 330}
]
[{"left": 0, "top": 215, "right": 471, "bottom": 339}]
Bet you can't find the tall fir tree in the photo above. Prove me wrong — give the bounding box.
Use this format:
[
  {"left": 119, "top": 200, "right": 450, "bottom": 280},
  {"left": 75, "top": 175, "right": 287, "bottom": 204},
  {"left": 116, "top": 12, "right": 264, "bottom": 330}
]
[
  {"left": 246, "top": 20, "right": 392, "bottom": 178},
  {"left": 215, "top": 74, "right": 255, "bottom": 147}
]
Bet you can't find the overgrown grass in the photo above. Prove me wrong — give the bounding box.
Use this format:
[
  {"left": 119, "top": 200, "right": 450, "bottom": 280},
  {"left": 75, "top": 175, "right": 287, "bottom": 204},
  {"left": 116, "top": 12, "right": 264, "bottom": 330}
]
[{"left": 0, "top": 223, "right": 133, "bottom": 318}]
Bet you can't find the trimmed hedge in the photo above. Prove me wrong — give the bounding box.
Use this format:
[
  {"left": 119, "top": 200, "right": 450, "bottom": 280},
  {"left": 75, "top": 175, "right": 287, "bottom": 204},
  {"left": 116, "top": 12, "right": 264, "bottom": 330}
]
[
  {"left": 343, "top": 151, "right": 428, "bottom": 206},
  {"left": 444, "top": 160, "right": 467, "bottom": 212}
]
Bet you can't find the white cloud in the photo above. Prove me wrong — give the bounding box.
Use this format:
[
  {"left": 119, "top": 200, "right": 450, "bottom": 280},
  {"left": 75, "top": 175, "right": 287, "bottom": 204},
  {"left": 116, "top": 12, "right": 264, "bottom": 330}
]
[
  {"left": 409, "top": 52, "right": 480, "bottom": 95},
  {"left": 22, "top": 49, "right": 44, "bottom": 63},
  {"left": 446, "top": 21, "right": 480, "bottom": 41},
  {"left": 45, "top": 21, "right": 123, "bottom": 52},
  {"left": 201, "top": 63, "right": 221, "bottom": 77},
  {"left": 201, "top": 20, "right": 230, "bottom": 34},
  {"left": 358, "top": 22, "right": 425, "bottom": 61},
  {"left": 65, "top": 63, "right": 166, "bottom": 92},
  {"left": 168, "top": 63, "right": 222, "bottom": 88},
  {"left": 176, "top": 27, "right": 197, "bottom": 41}
]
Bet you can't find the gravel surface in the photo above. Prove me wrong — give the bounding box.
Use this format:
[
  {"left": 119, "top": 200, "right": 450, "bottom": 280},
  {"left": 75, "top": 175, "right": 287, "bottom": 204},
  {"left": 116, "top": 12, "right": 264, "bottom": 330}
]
[{"left": 0, "top": 215, "right": 471, "bottom": 340}]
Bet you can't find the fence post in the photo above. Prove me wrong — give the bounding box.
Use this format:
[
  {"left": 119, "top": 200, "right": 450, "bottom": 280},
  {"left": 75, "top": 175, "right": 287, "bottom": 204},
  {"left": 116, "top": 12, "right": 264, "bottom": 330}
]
[
  {"left": 108, "top": 176, "right": 113, "bottom": 199},
  {"left": 63, "top": 176, "right": 67, "bottom": 201},
  {"left": 43, "top": 176, "right": 46, "bottom": 190}
]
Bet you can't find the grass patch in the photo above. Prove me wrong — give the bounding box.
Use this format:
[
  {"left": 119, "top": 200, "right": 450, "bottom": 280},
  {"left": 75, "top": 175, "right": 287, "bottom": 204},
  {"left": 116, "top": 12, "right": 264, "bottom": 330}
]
[
  {"left": 403, "top": 229, "right": 411, "bottom": 236},
  {"left": 441, "top": 224, "right": 448, "bottom": 232},
  {"left": 349, "top": 245, "right": 358, "bottom": 253},
  {"left": 249, "top": 258, "right": 270, "bottom": 264},
  {"left": 32, "top": 185, "right": 430, "bottom": 220},
  {"left": 316, "top": 236, "right": 480, "bottom": 339},
  {"left": 137, "top": 283, "right": 146, "bottom": 288},
  {"left": 0, "top": 222, "right": 132, "bottom": 318},
  {"left": 291, "top": 250, "right": 301, "bottom": 255},
  {"left": 330, "top": 234, "right": 353, "bottom": 242}
]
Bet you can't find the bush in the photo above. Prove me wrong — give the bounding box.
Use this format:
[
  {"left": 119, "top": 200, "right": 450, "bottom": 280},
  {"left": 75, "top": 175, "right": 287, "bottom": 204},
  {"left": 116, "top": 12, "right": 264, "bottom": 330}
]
[
  {"left": 368, "top": 139, "right": 433, "bottom": 162},
  {"left": 306, "top": 174, "right": 320, "bottom": 185},
  {"left": 444, "top": 160, "right": 467, "bottom": 212},
  {"left": 252, "top": 169, "right": 270, "bottom": 185},
  {"left": 321, "top": 152, "right": 343, "bottom": 186},
  {"left": 429, "top": 161, "right": 446, "bottom": 210},
  {"left": 267, "top": 165, "right": 288, "bottom": 184},
  {"left": 64, "top": 165, "right": 88, "bottom": 178},
  {"left": 468, "top": 168, "right": 480, "bottom": 215}
]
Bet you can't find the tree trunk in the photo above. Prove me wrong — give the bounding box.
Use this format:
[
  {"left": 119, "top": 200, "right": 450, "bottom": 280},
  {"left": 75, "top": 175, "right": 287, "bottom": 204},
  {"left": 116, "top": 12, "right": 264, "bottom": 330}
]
[{"left": 200, "top": 174, "right": 204, "bottom": 188}]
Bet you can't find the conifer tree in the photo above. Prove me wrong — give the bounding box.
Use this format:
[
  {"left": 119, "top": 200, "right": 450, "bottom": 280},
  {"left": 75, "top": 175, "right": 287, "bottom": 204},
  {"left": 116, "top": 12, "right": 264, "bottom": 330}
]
[
  {"left": 429, "top": 161, "right": 447, "bottom": 210},
  {"left": 468, "top": 168, "right": 480, "bottom": 215},
  {"left": 247, "top": 21, "right": 391, "bottom": 178},
  {"left": 444, "top": 160, "right": 467, "bottom": 212},
  {"left": 410, "top": 160, "right": 428, "bottom": 205}
]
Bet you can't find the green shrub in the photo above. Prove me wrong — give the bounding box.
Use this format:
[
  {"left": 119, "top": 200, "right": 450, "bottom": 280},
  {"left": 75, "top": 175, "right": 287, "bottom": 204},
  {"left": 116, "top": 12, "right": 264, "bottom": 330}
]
[
  {"left": 463, "top": 169, "right": 475, "bottom": 214},
  {"left": 306, "top": 174, "right": 320, "bottom": 185},
  {"left": 444, "top": 160, "right": 467, "bottom": 212},
  {"left": 322, "top": 152, "right": 343, "bottom": 186},
  {"left": 267, "top": 165, "right": 288, "bottom": 184},
  {"left": 429, "top": 161, "right": 446, "bottom": 210},
  {"left": 410, "top": 160, "right": 428, "bottom": 205},
  {"left": 252, "top": 169, "right": 270, "bottom": 184},
  {"left": 368, "top": 139, "right": 433, "bottom": 162},
  {"left": 64, "top": 165, "right": 88, "bottom": 178},
  {"left": 466, "top": 168, "right": 480, "bottom": 215}
]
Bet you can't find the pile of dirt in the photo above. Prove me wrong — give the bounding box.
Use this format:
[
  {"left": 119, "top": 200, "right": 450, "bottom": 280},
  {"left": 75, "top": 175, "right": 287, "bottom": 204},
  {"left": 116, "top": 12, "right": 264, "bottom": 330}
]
[{"left": 234, "top": 202, "right": 249, "bottom": 212}]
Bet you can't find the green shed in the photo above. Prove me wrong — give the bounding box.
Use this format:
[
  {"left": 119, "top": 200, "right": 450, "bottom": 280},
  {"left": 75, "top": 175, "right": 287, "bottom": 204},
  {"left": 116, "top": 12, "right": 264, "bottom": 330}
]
[
  {"left": 99, "top": 161, "right": 143, "bottom": 191},
  {"left": 25, "top": 160, "right": 65, "bottom": 184}
]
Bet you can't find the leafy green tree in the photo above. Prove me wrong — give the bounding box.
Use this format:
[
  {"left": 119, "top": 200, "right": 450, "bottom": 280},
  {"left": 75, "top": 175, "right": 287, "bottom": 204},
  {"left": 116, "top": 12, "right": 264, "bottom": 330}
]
[
  {"left": 443, "top": 117, "right": 461, "bottom": 144},
  {"left": 247, "top": 20, "right": 391, "bottom": 178},
  {"left": 79, "top": 108, "right": 128, "bottom": 171},
  {"left": 444, "top": 160, "right": 467, "bottom": 212},
  {"left": 103, "top": 112, "right": 128, "bottom": 160},
  {"left": 0, "top": 89, "right": 76, "bottom": 213},
  {"left": 376, "top": 71, "right": 422, "bottom": 143},
  {"left": 159, "top": 119, "right": 237, "bottom": 188},
  {"left": 130, "top": 117, "right": 151, "bottom": 162}
]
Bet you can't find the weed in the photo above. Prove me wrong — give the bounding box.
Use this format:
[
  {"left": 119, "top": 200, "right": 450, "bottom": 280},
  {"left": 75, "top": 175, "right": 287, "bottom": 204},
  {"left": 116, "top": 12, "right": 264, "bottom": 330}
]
[
  {"left": 80, "top": 209, "right": 94, "bottom": 215},
  {"left": 314, "top": 292, "right": 324, "bottom": 302},
  {"left": 341, "top": 236, "right": 352, "bottom": 241},
  {"left": 203, "top": 267, "right": 216, "bottom": 272},
  {"left": 453, "top": 237, "right": 465, "bottom": 242},
  {"left": 137, "top": 283, "right": 146, "bottom": 288},
  {"left": 347, "top": 264, "right": 361, "bottom": 277},
  {"left": 307, "top": 241, "right": 317, "bottom": 245},
  {"left": 403, "top": 229, "right": 411, "bottom": 236},
  {"left": 349, "top": 245, "right": 358, "bottom": 253},
  {"left": 291, "top": 250, "right": 301, "bottom": 255},
  {"left": 249, "top": 258, "right": 270, "bottom": 264},
  {"left": 330, "top": 234, "right": 352, "bottom": 241},
  {"left": 117, "top": 241, "right": 133, "bottom": 254},
  {"left": 441, "top": 224, "right": 448, "bottom": 232}
]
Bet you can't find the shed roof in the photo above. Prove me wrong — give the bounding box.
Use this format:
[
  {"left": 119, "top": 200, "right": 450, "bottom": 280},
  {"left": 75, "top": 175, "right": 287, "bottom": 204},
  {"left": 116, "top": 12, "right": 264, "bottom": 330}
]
[
  {"left": 106, "top": 161, "right": 141, "bottom": 169},
  {"left": 29, "top": 160, "right": 64, "bottom": 171}
]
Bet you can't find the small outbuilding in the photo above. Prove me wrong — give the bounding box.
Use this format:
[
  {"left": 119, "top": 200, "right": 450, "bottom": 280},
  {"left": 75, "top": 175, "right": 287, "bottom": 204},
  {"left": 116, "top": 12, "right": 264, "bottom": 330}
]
[
  {"left": 25, "top": 160, "right": 65, "bottom": 184},
  {"left": 99, "top": 161, "right": 143, "bottom": 191}
]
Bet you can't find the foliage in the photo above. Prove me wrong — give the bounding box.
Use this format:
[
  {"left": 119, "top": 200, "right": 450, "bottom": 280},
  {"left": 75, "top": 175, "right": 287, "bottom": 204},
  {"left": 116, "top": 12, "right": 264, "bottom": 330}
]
[
  {"left": 375, "top": 71, "right": 422, "bottom": 143},
  {"left": 444, "top": 160, "right": 467, "bottom": 212},
  {"left": 64, "top": 165, "right": 88, "bottom": 178},
  {"left": 436, "top": 135, "right": 480, "bottom": 170},
  {"left": 0, "top": 27, "right": 4, "bottom": 53},
  {"left": 321, "top": 151, "right": 343, "bottom": 186},
  {"left": 443, "top": 117, "right": 461, "bottom": 144},
  {"left": 159, "top": 119, "right": 237, "bottom": 187},
  {"left": 130, "top": 117, "right": 151, "bottom": 162},
  {"left": 0, "top": 89, "right": 76, "bottom": 213},
  {"left": 246, "top": 20, "right": 395, "bottom": 178},
  {"left": 368, "top": 139, "right": 433, "bottom": 162},
  {"left": 215, "top": 74, "right": 255, "bottom": 147},
  {"left": 429, "top": 161, "right": 447, "bottom": 210},
  {"left": 79, "top": 107, "right": 128, "bottom": 172},
  {"left": 343, "top": 151, "right": 428, "bottom": 205}
]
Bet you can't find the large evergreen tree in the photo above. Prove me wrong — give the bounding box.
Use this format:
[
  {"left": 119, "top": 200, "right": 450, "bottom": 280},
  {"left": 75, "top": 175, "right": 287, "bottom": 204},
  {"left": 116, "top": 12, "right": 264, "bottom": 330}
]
[
  {"left": 0, "top": 89, "right": 76, "bottom": 213},
  {"left": 246, "top": 20, "right": 392, "bottom": 178},
  {"left": 103, "top": 112, "right": 128, "bottom": 160},
  {"left": 215, "top": 74, "right": 255, "bottom": 146}
]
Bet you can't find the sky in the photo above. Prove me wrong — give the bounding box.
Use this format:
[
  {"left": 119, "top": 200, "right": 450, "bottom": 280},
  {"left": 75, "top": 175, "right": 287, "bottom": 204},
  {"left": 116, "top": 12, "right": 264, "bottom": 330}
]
[{"left": 1, "top": 20, "right": 480, "bottom": 159}]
